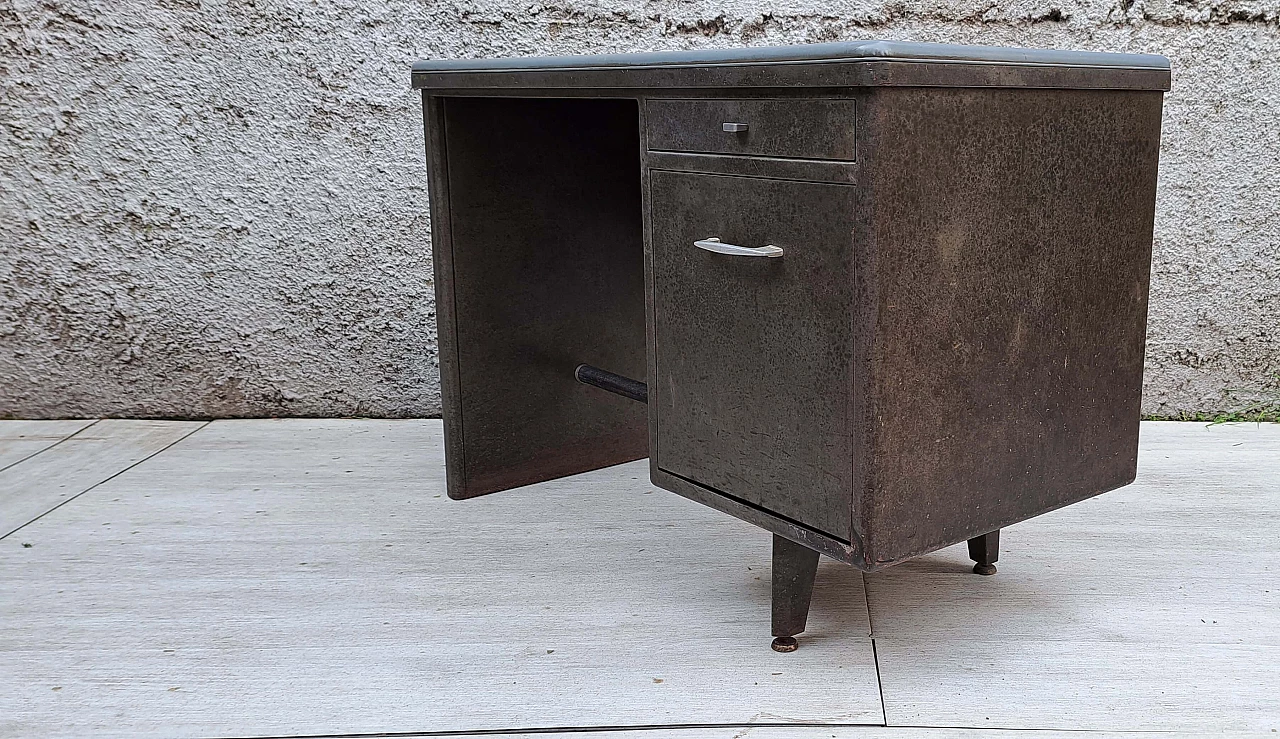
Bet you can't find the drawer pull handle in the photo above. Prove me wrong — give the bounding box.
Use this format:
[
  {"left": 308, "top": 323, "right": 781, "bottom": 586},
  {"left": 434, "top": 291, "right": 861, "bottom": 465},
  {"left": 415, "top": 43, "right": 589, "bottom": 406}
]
[
  {"left": 721, "top": 122, "right": 749, "bottom": 133},
  {"left": 694, "top": 237, "right": 783, "bottom": 258}
]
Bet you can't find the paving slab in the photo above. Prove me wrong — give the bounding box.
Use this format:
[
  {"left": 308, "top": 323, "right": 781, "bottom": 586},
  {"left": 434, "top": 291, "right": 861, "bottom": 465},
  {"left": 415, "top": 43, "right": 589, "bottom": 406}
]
[
  {"left": 0, "top": 419, "right": 205, "bottom": 538},
  {"left": 435, "top": 730, "right": 1262, "bottom": 739},
  {"left": 0, "top": 419, "right": 97, "bottom": 471},
  {"left": 0, "top": 419, "right": 882, "bottom": 739},
  {"left": 867, "top": 421, "right": 1280, "bottom": 732}
]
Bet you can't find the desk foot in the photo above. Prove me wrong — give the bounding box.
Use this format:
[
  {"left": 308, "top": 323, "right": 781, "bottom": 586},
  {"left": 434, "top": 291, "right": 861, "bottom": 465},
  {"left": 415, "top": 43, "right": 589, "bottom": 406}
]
[
  {"left": 968, "top": 529, "right": 1000, "bottom": 576},
  {"left": 771, "top": 534, "right": 820, "bottom": 651}
]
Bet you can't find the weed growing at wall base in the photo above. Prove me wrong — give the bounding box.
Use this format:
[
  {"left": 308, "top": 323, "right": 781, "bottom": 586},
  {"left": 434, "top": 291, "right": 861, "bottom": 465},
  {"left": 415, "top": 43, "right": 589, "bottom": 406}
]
[{"left": 1143, "top": 373, "right": 1280, "bottom": 424}]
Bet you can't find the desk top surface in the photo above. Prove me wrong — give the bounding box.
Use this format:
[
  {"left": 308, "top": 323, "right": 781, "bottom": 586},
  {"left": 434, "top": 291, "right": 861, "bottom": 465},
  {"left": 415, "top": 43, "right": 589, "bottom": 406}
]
[{"left": 411, "top": 40, "right": 1170, "bottom": 91}]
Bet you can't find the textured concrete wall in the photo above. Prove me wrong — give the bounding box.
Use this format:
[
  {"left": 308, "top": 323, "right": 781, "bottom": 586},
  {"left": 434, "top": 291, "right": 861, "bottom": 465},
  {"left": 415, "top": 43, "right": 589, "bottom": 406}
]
[{"left": 1, "top": 0, "right": 1277, "bottom": 419}]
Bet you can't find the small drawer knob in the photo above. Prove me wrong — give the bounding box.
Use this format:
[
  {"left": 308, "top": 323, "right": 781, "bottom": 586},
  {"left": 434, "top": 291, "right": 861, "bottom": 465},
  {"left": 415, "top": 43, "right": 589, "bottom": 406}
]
[{"left": 721, "top": 122, "right": 749, "bottom": 133}]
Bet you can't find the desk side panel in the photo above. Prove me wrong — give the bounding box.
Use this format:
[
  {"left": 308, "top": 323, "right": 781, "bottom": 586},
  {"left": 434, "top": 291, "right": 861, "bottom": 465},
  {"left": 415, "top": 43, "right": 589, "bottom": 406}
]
[
  {"left": 423, "top": 93, "right": 467, "bottom": 495},
  {"left": 859, "top": 87, "right": 1164, "bottom": 566},
  {"left": 435, "top": 96, "right": 648, "bottom": 498}
]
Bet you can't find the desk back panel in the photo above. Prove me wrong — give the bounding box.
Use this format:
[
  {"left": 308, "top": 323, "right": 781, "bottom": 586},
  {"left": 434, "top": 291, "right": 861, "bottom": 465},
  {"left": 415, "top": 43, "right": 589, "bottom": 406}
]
[{"left": 436, "top": 97, "right": 648, "bottom": 498}]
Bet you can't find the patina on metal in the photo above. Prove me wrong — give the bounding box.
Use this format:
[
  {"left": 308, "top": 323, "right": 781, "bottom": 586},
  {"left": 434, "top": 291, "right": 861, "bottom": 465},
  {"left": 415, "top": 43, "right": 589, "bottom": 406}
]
[{"left": 413, "top": 40, "right": 1170, "bottom": 650}]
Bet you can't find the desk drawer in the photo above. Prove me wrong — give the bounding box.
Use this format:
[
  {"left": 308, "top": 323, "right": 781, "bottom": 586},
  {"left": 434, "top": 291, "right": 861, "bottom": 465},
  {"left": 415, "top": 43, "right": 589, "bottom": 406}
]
[
  {"left": 650, "top": 170, "right": 857, "bottom": 539},
  {"left": 646, "top": 98, "right": 856, "bottom": 161}
]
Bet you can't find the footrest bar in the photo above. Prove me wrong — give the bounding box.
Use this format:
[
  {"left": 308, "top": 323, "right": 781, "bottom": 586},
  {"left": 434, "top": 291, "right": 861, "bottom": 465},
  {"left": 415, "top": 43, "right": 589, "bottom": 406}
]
[{"left": 574, "top": 364, "right": 648, "bottom": 404}]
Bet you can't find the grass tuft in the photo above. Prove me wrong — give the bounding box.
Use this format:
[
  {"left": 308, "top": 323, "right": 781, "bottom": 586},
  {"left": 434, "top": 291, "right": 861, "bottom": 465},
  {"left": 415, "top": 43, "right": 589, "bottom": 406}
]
[{"left": 1143, "top": 373, "right": 1280, "bottom": 424}]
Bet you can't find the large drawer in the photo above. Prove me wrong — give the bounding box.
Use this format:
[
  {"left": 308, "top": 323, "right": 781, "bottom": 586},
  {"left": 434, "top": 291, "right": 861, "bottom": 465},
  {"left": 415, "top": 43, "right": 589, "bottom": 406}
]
[
  {"left": 646, "top": 98, "right": 856, "bottom": 161},
  {"left": 650, "top": 170, "right": 858, "bottom": 540}
]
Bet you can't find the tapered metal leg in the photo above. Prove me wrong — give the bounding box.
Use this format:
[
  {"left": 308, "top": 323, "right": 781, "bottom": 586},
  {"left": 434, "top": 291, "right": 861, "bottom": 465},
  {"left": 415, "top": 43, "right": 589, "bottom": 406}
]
[
  {"left": 968, "top": 529, "right": 1000, "bottom": 575},
  {"left": 770, "top": 534, "right": 820, "bottom": 652}
]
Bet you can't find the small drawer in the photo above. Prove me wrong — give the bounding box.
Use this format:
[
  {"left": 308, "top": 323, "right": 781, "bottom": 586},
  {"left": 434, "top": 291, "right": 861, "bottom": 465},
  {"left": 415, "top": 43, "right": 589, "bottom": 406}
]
[{"left": 645, "top": 98, "right": 856, "bottom": 161}]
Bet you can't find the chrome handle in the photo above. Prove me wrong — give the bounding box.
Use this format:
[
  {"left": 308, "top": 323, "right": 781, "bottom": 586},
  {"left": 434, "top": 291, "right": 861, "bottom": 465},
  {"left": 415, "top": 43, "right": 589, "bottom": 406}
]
[
  {"left": 694, "top": 237, "right": 783, "bottom": 258},
  {"left": 722, "top": 122, "right": 749, "bottom": 133}
]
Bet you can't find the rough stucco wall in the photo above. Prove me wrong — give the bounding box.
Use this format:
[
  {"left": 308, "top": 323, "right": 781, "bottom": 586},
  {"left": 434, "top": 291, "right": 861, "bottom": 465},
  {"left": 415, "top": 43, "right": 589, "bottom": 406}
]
[{"left": 1, "top": 0, "right": 1277, "bottom": 419}]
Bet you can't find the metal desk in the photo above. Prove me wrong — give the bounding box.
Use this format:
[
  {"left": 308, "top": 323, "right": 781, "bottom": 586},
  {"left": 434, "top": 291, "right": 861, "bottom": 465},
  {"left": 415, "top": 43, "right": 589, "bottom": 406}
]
[{"left": 413, "top": 41, "right": 1170, "bottom": 650}]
